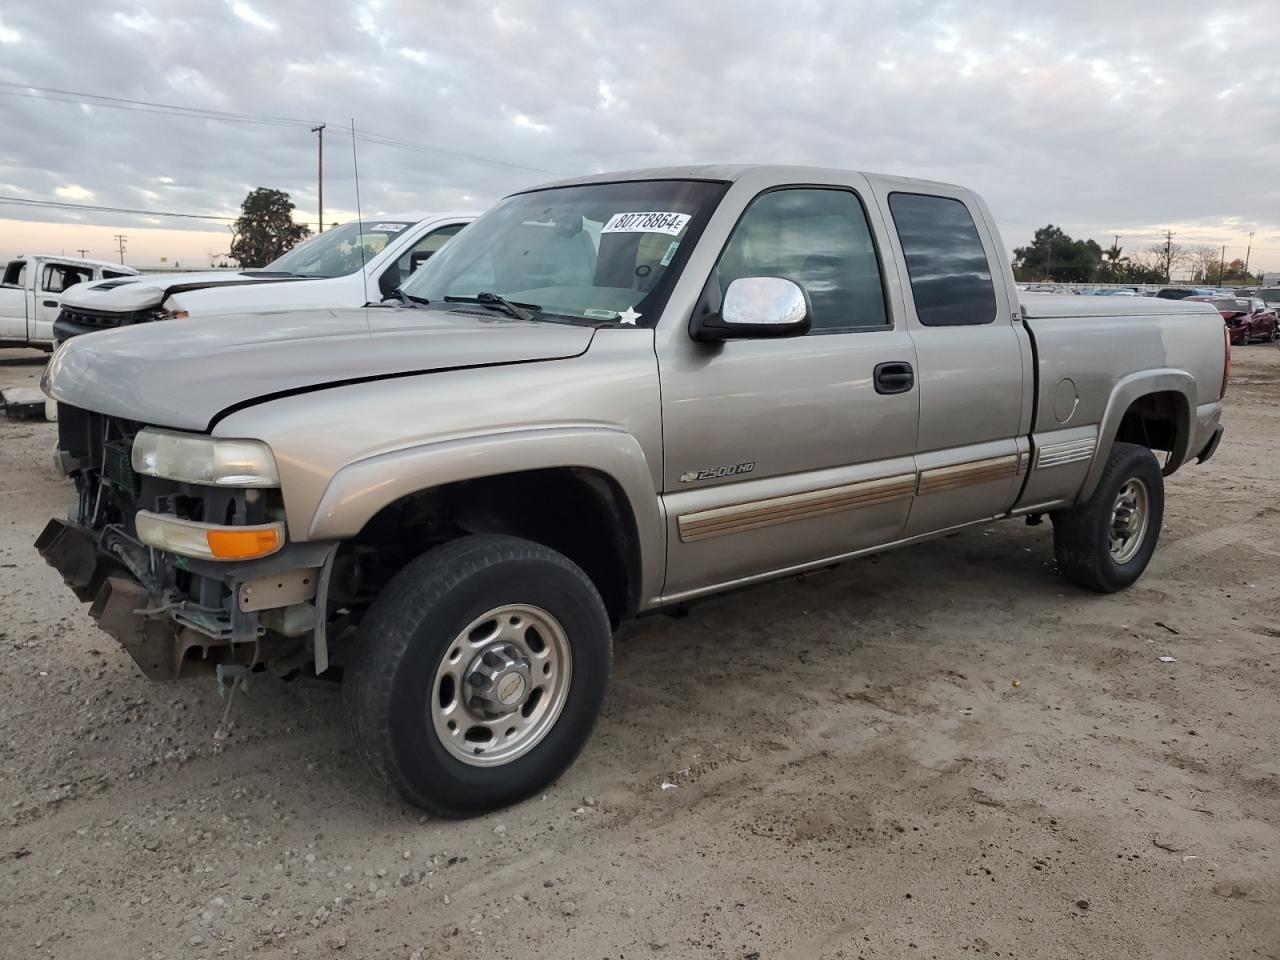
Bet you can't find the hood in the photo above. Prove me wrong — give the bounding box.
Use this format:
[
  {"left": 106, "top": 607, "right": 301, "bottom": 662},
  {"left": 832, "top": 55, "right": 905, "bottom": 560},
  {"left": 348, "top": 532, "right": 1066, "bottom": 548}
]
[
  {"left": 43, "top": 306, "right": 594, "bottom": 431},
  {"left": 59, "top": 270, "right": 314, "bottom": 313}
]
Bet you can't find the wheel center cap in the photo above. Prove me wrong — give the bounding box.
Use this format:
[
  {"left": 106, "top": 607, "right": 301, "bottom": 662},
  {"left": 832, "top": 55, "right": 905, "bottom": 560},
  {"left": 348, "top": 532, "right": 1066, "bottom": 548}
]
[
  {"left": 464, "top": 642, "right": 533, "bottom": 716},
  {"left": 496, "top": 672, "right": 526, "bottom": 706}
]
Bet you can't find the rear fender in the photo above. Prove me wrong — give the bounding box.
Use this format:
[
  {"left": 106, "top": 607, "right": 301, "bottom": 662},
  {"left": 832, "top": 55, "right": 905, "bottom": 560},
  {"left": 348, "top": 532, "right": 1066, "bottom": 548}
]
[{"left": 1080, "top": 370, "right": 1195, "bottom": 500}]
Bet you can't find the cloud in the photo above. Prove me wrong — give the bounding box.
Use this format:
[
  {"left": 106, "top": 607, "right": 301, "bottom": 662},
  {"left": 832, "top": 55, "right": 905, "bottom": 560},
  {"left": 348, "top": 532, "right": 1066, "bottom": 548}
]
[
  {"left": 0, "top": 0, "right": 1279, "bottom": 268},
  {"left": 54, "top": 184, "right": 94, "bottom": 200},
  {"left": 230, "top": 2, "right": 277, "bottom": 31}
]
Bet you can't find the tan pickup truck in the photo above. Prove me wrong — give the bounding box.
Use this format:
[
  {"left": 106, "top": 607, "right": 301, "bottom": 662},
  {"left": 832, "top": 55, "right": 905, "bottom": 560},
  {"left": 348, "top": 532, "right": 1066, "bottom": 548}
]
[{"left": 38, "top": 165, "right": 1228, "bottom": 816}]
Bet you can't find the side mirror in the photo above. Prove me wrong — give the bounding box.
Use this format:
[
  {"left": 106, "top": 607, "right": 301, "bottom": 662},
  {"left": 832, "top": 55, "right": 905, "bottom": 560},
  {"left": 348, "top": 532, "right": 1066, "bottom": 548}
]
[
  {"left": 377, "top": 264, "right": 401, "bottom": 299},
  {"left": 409, "top": 250, "right": 434, "bottom": 274},
  {"left": 691, "top": 276, "right": 812, "bottom": 341}
]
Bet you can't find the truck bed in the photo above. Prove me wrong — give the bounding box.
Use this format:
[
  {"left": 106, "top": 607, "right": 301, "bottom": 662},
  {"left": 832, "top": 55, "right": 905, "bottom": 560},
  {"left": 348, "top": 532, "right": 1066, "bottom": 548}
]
[{"left": 1014, "top": 292, "right": 1225, "bottom": 512}]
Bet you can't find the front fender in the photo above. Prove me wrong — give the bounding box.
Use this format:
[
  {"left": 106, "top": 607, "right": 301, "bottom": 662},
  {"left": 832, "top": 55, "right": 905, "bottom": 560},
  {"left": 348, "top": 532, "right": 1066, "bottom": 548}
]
[
  {"left": 306, "top": 425, "right": 666, "bottom": 606},
  {"left": 1080, "top": 369, "right": 1196, "bottom": 500}
]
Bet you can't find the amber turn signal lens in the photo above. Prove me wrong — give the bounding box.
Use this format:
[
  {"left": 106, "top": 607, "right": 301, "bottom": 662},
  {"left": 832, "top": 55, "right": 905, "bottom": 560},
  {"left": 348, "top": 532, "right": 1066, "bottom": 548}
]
[
  {"left": 135, "top": 511, "right": 285, "bottom": 562},
  {"left": 206, "top": 526, "right": 283, "bottom": 560}
]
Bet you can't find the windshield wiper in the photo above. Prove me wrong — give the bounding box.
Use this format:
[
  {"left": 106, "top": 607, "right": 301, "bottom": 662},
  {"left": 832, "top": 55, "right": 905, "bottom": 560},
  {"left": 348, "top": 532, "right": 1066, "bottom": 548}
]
[
  {"left": 374, "top": 289, "right": 430, "bottom": 308},
  {"left": 444, "top": 292, "right": 539, "bottom": 322}
]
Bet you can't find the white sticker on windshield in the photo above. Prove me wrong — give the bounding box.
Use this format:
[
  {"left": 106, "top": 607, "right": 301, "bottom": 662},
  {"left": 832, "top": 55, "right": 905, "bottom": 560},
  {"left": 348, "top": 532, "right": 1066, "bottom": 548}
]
[
  {"left": 583, "top": 308, "right": 617, "bottom": 320},
  {"left": 660, "top": 241, "right": 679, "bottom": 266},
  {"left": 601, "top": 212, "right": 691, "bottom": 236},
  {"left": 371, "top": 223, "right": 408, "bottom": 232}
]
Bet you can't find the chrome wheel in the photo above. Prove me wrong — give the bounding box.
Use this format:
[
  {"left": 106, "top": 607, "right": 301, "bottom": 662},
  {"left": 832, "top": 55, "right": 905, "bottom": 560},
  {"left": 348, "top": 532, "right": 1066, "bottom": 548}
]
[
  {"left": 430, "top": 604, "right": 572, "bottom": 767},
  {"left": 1109, "top": 477, "right": 1150, "bottom": 563}
]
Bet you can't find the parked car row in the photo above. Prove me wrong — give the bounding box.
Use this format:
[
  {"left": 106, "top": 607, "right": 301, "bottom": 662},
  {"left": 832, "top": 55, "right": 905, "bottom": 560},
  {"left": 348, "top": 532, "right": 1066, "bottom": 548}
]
[{"left": 1185, "top": 295, "right": 1280, "bottom": 345}]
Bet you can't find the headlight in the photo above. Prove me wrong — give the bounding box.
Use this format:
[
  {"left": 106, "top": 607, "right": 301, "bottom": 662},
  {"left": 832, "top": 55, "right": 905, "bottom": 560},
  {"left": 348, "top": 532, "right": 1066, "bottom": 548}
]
[{"left": 131, "top": 428, "right": 280, "bottom": 487}]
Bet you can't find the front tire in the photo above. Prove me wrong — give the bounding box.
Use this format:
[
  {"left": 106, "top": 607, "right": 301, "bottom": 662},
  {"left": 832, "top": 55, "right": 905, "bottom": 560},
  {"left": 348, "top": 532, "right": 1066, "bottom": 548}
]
[
  {"left": 344, "top": 535, "right": 612, "bottom": 817},
  {"left": 1052, "top": 442, "right": 1164, "bottom": 593}
]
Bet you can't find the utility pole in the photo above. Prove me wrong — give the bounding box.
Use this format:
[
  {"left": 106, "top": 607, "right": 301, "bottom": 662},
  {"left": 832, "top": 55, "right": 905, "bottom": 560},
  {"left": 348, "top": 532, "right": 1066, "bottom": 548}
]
[
  {"left": 1045, "top": 237, "right": 1054, "bottom": 281},
  {"left": 112, "top": 234, "right": 127, "bottom": 265},
  {"left": 311, "top": 123, "right": 326, "bottom": 233},
  {"left": 1161, "top": 229, "right": 1175, "bottom": 283},
  {"left": 1244, "top": 230, "right": 1256, "bottom": 280},
  {"left": 1219, "top": 244, "right": 1226, "bottom": 285},
  {"left": 75, "top": 248, "right": 89, "bottom": 258}
]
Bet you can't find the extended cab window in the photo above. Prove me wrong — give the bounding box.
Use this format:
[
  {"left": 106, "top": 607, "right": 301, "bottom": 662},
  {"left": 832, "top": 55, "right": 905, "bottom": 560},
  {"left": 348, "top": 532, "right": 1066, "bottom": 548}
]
[
  {"left": 714, "top": 188, "right": 888, "bottom": 331},
  {"left": 2, "top": 261, "right": 24, "bottom": 286},
  {"left": 888, "top": 193, "right": 997, "bottom": 327},
  {"left": 41, "top": 264, "right": 92, "bottom": 293}
]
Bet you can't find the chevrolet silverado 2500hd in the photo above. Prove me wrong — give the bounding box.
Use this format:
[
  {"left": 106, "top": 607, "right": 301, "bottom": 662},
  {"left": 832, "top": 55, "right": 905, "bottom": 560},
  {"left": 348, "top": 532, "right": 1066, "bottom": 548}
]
[
  {"left": 37, "top": 165, "right": 1228, "bottom": 816},
  {"left": 51, "top": 213, "right": 473, "bottom": 342}
]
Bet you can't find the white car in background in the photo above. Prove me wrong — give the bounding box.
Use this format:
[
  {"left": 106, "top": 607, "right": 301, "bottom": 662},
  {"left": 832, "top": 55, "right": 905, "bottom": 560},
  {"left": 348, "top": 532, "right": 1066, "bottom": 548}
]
[
  {"left": 53, "top": 213, "right": 475, "bottom": 342},
  {"left": 0, "top": 254, "right": 139, "bottom": 350}
]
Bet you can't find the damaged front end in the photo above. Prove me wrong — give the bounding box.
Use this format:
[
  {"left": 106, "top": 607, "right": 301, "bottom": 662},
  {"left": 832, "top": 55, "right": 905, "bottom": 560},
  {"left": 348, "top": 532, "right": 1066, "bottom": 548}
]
[{"left": 37, "top": 405, "right": 332, "bottom": 681}]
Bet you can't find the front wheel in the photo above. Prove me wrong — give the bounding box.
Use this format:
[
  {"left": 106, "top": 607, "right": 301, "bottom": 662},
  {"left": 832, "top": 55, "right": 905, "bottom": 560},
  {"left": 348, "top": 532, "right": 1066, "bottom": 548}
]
[
  {"left": 344, "top": 535, "right": 612, "bottom": 817},
  {"left": 1051, "top": 442, "right": 1164, "bottom": 593}
]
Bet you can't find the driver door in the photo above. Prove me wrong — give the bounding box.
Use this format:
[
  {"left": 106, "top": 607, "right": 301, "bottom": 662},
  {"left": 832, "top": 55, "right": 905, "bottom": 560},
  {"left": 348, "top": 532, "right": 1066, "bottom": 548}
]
[{"left": 656, "top": 182, "right": 919, "bottom": 597}]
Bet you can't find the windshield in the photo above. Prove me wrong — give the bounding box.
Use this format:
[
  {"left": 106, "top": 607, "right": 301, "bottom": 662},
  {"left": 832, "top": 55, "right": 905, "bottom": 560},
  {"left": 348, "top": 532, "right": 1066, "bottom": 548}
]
[
  {"left": 400, "top": 179, "right": 727, "bottom": 325},
  {"left": 264, "top": 220, "right": 414, "bottom": 278},
  {"left": 1208, "top": 298, "right": 1249, "bottom": 313},
  {"left": 1260, "top": 288, "right": 1280, "bottom": 304}
]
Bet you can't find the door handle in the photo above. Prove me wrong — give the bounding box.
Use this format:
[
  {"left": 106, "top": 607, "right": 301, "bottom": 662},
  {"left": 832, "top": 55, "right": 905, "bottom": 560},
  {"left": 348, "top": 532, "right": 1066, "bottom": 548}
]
[
  {"left": 873, "top": 361, "right": 915, "bottom": 395},
  {"left": 42, "top": 299, "right": 59, "bottom": 308}
]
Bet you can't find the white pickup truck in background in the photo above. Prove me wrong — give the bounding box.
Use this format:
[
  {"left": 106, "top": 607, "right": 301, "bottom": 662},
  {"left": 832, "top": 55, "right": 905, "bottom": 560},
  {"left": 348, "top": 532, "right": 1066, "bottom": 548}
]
[
  {"left": 52, "top": 213, "right": 475, "bottom": 342},
  {"left": 0, "top": 255, "right": 139, "bottom": 350}
]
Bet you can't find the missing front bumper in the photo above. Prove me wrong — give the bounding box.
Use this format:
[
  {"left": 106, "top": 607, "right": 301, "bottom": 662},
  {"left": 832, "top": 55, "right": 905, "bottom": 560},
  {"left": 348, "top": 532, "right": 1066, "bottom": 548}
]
[{"left": 35, "top": 517, "right": 116, "bottom": 602}]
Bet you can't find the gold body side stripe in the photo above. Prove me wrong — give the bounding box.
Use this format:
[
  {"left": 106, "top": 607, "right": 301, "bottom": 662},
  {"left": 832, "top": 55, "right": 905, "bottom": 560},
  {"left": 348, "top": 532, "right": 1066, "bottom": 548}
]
[
  {"left": 677, "top": 453, "right": 1023, "bottom": 543},
  {"left": 678, "top": 474, "right": 916, "bottom": 543},
  {"left": 916, "top": 454, "right": 1020, "bottom": 496}
]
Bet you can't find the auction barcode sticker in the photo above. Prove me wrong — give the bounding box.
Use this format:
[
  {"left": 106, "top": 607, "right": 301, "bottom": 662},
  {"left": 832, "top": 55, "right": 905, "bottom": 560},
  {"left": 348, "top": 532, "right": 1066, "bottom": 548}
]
[{"left": 601, "top": 212, "right": 691, "bottom": 236}]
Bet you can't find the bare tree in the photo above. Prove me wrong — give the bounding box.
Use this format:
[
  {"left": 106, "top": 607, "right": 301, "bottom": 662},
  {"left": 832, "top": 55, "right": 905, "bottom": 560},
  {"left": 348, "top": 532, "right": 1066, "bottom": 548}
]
[
  {"left": 1188, "top": 245, "right": 1218, "bottom": 283},
  {"left": 1147, "top": 230, "right": 1186, "bottom": 283}
]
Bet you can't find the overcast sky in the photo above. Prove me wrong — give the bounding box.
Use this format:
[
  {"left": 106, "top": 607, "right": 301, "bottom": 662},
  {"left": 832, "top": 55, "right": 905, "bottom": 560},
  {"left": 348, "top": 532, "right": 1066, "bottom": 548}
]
[{"left": 1, "top": 0, "right": 1279, "bottom": 272}]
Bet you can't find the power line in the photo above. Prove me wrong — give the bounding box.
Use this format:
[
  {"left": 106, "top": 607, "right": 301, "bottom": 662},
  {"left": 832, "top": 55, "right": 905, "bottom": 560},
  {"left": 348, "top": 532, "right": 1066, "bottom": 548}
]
[
  {"left": 0, "top": 195, "right": 326, "bottom": 228},
  {"left": 0, "top": 80, "right": 562, "bottom": 175},
  {"left": 0, "top": 81, "right": 316, "bottom": 128},
  {"left": 333, "top": 127, "right": 562, "bottom": 176}
]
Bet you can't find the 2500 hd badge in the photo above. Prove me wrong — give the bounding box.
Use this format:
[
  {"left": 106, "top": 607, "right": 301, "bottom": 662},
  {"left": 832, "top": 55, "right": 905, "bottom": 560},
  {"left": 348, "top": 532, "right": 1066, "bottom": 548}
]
[{"left": 680, "top": 461, "right": 757, "bottom": 483}]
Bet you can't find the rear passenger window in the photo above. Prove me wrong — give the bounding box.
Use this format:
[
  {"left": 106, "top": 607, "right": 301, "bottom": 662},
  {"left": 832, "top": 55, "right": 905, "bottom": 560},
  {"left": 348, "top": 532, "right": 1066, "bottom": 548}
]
[
  {"left": 888, "top": 193, "right": 997, "bottom": 327},
  {"left": 41, "top": 264, "right": 92, "bottom": 293},
  {"left": 714, "top": 188, "right": 888, "bottom": 332}
]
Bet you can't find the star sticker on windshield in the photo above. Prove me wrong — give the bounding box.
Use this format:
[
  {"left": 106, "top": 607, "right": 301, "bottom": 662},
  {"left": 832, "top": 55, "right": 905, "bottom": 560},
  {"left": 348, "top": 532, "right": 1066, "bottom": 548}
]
[{"left": 618, "top": 307, "right": 641, "bottom": 326}]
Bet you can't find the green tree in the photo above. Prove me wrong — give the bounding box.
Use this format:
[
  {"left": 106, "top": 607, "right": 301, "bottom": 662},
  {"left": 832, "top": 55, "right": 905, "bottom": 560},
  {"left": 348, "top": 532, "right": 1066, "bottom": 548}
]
[
  {"left": 1013, "top": 225, "right": 1103, "bottom": 283},
  {"left": 228, "top": 188, "right": 310, "bottom": 267},
  {"left": 1207, "top": 257, "right": 1257, "bottom": 285}
]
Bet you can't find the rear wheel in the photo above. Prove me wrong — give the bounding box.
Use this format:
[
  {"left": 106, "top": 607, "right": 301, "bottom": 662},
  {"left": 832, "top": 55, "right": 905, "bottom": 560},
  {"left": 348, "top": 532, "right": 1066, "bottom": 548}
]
[
  {"left": 1052, "top": 442, "right": 1164, "bottom": 593},
  {"left": 344, "top": 534, "right": 612, "bottom": 817}
]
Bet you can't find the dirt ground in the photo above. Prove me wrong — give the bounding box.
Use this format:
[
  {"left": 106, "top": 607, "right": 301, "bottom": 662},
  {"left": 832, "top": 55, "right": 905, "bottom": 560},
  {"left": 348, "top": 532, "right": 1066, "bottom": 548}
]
[{"left": 1, "top": 344, "right": 1277, "bottom": 960}]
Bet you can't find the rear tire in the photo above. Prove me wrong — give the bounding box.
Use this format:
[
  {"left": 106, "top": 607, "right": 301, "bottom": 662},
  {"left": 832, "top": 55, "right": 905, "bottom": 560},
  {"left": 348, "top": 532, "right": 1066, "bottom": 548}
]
[
  {"left": 344, "top": 534, "right": 612, "bottom": 817},
  {"left": 1052, "top": 442, "right": 1164, "bottom": 593}
]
